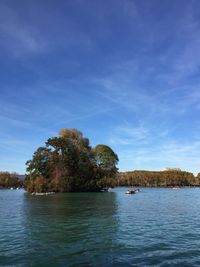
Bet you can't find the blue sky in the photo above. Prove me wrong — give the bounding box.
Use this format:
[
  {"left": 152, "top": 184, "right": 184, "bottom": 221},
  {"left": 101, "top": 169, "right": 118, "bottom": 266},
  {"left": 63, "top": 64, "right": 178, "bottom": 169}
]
[{"left": 1, "top": 0, "right": 200, "bottom": 174}]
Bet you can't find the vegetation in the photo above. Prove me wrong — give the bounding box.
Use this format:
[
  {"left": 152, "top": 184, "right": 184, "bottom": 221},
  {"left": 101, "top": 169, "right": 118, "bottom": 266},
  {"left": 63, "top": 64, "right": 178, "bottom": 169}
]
[
  {"left": 0, "top": 172, "right": 22, "bottom": 189},
  {"left": 24, "top": 128, "right": 118, "bottom": 193},
  {"left": 117, "top": 169, "right": 199, "bottom": 187}
]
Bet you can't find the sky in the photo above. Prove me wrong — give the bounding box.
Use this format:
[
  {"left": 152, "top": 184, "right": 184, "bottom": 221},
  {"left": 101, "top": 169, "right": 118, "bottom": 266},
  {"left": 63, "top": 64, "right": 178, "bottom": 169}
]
[{"left": 1, "top": 0, "right": 200, "bottom": 174}]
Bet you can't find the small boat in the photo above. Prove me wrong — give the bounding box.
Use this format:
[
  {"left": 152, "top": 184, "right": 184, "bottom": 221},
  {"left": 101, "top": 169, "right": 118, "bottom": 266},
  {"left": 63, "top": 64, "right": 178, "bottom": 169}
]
[
  {"left": 125, "top": 190, "right": 136, "bottom": 194},
  {"left": 172, "top": 187, "right": 180, "bottom": 190},
  {"left": 32, "top": 192, "right": 55, "bottom": 196}
]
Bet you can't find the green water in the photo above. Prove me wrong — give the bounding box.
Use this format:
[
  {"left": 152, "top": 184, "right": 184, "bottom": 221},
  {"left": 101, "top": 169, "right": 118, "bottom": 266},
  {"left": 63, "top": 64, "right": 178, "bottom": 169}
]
[{"left": 1, "top": 188, "right": 200, "bottom": 266}]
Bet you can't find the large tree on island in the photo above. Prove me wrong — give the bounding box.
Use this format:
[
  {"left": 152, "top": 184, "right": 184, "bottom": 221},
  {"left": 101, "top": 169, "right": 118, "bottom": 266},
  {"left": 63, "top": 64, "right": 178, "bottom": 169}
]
[
  {"left": 24, "top": 128, "right": 118, "bottom": 193},
  {"left": 93, "top": 144, "right": 119, "bottom": 188}
]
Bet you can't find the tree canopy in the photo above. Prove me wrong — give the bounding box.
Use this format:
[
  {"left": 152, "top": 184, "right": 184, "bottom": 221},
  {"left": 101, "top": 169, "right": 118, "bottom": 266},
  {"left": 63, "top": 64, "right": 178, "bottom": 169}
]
[{"left": 25, "top": 128, "right": 118, "bottom": 193}]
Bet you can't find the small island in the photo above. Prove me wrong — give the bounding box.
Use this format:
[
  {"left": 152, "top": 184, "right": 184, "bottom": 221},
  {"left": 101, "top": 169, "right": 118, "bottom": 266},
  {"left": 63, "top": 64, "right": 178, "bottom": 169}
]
[{"left": 24, "top": 128, "right": 119, "bottom": 193}]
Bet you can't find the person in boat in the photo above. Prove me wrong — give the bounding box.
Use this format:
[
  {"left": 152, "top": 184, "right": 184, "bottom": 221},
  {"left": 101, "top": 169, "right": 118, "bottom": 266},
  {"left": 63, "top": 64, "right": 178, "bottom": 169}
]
[{"left": 125, "top": 190, "right": 135, "bottom": 194}]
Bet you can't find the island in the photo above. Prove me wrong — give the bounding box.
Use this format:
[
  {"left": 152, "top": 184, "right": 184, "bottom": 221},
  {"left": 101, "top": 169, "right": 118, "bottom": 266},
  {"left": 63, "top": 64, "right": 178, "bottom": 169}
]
[{"left": 24, "top": 128, "right": 119, "bottom": 193}]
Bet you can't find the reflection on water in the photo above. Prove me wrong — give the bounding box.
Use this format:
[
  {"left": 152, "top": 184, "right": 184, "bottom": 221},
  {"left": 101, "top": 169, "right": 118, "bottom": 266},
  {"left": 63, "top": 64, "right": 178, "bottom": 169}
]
[
  {"left": 24, "top": 192, "right": 119, "bottom": 266},
  {"left": 1, "top": 188, "right": 200, "bottom": 266},
  {"left": 1, "top": 191, "right": 118, "bottom": 266}
]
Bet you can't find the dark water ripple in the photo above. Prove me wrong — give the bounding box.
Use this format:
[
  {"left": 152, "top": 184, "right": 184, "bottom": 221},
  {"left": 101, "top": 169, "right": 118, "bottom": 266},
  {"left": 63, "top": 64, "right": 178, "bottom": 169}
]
[{"left": 1, "top": 188, "right": 200, "bottom": 266}]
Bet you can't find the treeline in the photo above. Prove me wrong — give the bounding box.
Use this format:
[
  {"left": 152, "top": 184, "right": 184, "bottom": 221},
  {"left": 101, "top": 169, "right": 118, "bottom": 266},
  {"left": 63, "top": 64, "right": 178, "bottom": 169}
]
[
  {"left": 0, "top": 172, "right": 23, "bottom": 189},
  {"left": 117, "top": 169, "right": 200, "bottom": 187},
  {"left": 24, "top": 128, "right": 118, "bottom": 193}
]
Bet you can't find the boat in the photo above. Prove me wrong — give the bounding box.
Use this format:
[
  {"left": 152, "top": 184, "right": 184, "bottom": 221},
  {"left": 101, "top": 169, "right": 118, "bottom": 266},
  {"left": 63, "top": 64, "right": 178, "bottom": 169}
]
[
  {"left": 32, "top": 192, "right": 55, "bottom": 195},
  {"left": 172, "top": 187, "right": 180, "bottom": 190},
  {"left": 125, "top": 190, "right": 136, "bottom": 194}
]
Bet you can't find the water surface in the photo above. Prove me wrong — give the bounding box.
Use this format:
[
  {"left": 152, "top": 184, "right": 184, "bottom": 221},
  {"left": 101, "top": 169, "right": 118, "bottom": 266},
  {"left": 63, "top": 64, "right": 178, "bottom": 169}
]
[{"left": 1, "top": 188, "right": 200, "bottom": 266}]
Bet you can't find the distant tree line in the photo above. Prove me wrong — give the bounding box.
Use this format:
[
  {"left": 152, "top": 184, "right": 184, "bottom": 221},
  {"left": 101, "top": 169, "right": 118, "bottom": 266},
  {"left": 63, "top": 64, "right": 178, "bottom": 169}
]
[
  {"left": 2, "top": 168, "right": 200, "bottom": 190},
  {"left": 117, "top": 169, "right": 200, "bottom": 187},
  {"left": 24, "top": 128, "right": 118, "bottom": 193},
  {"left": 0, "top": 172, "right": 22, "bottom": 189}
]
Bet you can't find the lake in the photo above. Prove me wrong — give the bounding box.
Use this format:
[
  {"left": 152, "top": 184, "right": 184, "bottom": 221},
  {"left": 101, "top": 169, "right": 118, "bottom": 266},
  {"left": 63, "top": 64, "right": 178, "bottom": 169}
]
[{"left": 1, "top": 188, "right": 200, "bottom": 266}]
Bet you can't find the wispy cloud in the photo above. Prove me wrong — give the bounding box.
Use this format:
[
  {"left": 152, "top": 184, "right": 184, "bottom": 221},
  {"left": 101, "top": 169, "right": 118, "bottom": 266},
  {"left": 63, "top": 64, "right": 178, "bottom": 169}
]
[
  {"left": 0, "top": 1, "right": 95, "bottom": 58},
  {"left": 109, "top": 123, "right": 200, "bottom": 174},
  {"left": 0, "top": 4, "right": 47, "bottom": 56},
  {"left": 109, "top": 124, "right": 149, "bottom": 145}
]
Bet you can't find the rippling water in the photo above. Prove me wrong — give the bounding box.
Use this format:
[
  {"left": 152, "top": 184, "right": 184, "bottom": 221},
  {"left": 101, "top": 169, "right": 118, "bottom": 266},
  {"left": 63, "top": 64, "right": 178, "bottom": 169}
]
[{"left": 1, "top": 188, "right": 200, "bottom": 266}]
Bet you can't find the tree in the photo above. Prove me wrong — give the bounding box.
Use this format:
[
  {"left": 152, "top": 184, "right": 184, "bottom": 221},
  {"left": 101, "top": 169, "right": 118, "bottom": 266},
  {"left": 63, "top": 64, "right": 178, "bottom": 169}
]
[
  {"left": 93, "top": 144, "right": 119, "bottom": 188},
  {"left": 26, "top": 147, "right": 52, "bottom": 178}
]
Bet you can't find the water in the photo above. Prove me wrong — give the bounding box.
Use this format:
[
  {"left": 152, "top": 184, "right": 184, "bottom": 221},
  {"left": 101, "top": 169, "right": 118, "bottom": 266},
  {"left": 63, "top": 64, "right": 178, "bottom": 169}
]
[{"left": 1, "top": 188, "right": 200, "bottom": 266}]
